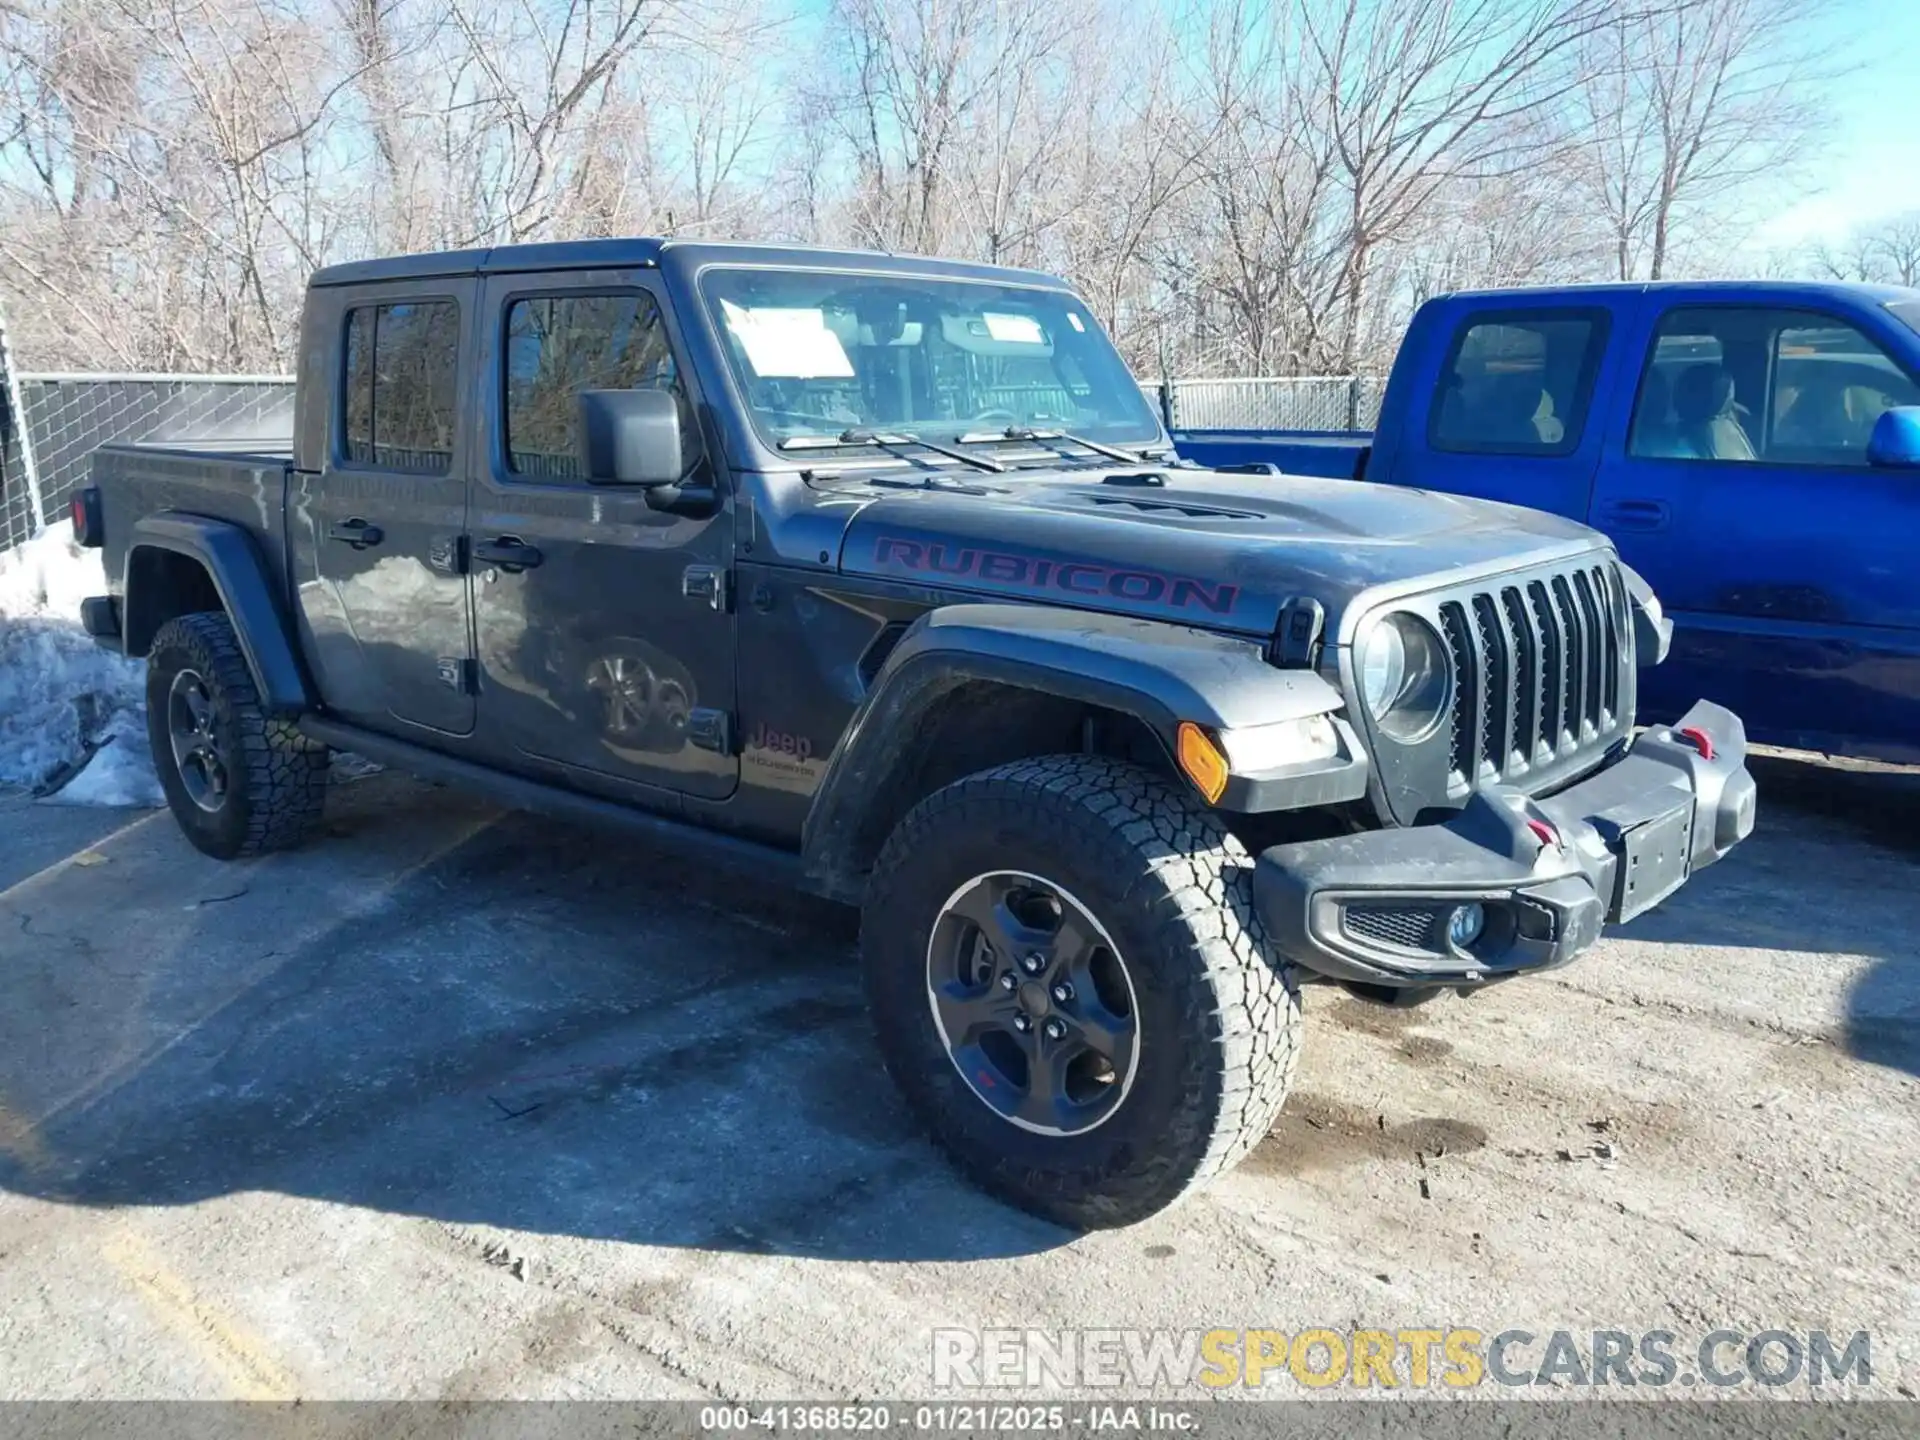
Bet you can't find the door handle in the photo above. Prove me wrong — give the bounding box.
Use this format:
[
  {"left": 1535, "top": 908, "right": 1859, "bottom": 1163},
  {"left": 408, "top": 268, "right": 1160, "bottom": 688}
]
[
  {"left": 1597, "top": 498, "right": 1671, "bottom": 531},
  {"left": 472, "top": 536, "right": 544, "bottom": 573},
  {"left": 327, "top": 518, "right": 384, "bottom": 549}
]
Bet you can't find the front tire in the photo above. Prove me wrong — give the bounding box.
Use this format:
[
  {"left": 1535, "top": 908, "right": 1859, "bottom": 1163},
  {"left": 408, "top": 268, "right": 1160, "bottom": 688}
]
[
  {"left": 861, "top": 755, "right": 1301, "bottom": 1227},
  {"left": 146, "top": 612, "right": 329, "bottom": 860}
]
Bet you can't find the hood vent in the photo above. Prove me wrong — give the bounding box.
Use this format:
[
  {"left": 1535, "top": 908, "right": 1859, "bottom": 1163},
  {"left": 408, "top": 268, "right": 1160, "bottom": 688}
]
[{"left": 1078, "top": 493, "right": 1263, "bottom": 522}]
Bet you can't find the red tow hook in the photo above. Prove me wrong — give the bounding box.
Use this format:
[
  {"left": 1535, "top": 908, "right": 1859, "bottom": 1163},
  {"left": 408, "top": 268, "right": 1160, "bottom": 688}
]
[
  {"left": 1676, "top": 725, "right": 1715, "bottom": 761},
  {"left": 1526, "top": 818, "right": 1559, "bottom": 848}
]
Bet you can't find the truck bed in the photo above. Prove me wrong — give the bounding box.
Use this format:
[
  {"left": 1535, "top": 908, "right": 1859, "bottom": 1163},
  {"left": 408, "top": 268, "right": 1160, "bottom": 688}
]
[
  {"left": 1171, "top": 429, "right": 1371, "bottom": 480},
  {"left": 93, "top": 438, "right": 296, "bottom": 621}
]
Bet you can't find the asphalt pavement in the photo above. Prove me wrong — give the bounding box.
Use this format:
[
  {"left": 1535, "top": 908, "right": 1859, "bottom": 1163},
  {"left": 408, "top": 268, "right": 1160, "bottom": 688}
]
[{"left": 0, "top": 756, "right": 1913, "bottom": 1406}]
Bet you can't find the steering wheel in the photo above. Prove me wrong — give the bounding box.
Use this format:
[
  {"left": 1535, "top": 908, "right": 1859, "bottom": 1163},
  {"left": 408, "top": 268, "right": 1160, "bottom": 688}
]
[{"left": 967, "top": 409, "right": 1022, "bottom": 430}]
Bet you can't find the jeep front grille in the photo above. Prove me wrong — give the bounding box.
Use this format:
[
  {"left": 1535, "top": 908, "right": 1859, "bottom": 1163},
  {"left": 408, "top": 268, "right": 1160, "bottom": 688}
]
[{"left": 1435, "top": 559, "right": 1631, "bottom": 792}]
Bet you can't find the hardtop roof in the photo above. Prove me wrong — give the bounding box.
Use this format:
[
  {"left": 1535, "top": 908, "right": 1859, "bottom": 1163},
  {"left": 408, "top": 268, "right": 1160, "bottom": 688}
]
[{"left": 308, "top": 238, "right": 1071, "bottom": 291}]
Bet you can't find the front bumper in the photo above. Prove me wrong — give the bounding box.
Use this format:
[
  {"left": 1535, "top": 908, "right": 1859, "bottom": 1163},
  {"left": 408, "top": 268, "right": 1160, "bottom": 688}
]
[{"left": 1253, "top": 700, "right": 1756, "bottom": 990}]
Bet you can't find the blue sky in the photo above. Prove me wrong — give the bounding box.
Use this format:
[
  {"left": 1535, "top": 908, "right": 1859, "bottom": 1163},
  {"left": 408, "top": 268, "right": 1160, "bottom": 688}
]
[{"left": 1749, "top": 0, "right": 1920, "bottom": 250}]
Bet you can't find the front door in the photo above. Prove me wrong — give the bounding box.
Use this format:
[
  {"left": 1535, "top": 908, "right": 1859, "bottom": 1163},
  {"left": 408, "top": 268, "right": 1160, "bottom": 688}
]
[
  {"left": 300, "top": 286, "right": 476, "bottom": 736},
  {"left": 1588, "top": 300, "right": 1920, "bottom": 755},
  {"left": 467, "top": 273, "right": 738, "bottom": 800}
]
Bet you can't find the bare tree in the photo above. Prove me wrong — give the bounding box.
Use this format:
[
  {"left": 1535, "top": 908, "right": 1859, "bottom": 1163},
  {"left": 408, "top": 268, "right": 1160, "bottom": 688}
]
[
  {"left": 1296, "top": 0, "right": 1629, "bottom": 372},
  {"left": 646, "top": 0, "right": 794, "bottom": 233},
  {"left": 1166, "top": 0, "right": 1344, "bottom": 374},
  {"left": 821, "top": 0, "right": 1126, "bottom": 262},
  {"left": 1571, "top": 0, "right": 1834, "bottom": 281},
  {"left": 0, "top": 0, "right": 1860, "bottom": 379},
  {"left": 1808, "top": 212, "right": 1920, "bottom": 288},
  {"left": 826, "top": 0, "right": 988, "bottom": 255},
  {"left": 0, "top": 0, "right": 353, "bottom": 368},
  {"left": 1859, "top": 213, "right": 1920, "bottom": 288}
]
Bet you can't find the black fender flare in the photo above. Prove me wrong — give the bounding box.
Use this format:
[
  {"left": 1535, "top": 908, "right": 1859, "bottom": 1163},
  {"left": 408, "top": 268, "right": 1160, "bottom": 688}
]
[
  {"left": 799, "top": 603, "right": 1359, "bottom": 901},
  {"left": 123, "top": 512, "right": 313, "bottom": 714}
]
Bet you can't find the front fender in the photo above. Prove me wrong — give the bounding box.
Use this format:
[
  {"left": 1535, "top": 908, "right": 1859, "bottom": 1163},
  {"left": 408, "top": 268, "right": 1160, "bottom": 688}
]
[
  {"left": 800, "top": 603, "right": 1367, "bottom": 901},
  {"left": 124, "top": 512, "right": 313, "bottom": 714}
]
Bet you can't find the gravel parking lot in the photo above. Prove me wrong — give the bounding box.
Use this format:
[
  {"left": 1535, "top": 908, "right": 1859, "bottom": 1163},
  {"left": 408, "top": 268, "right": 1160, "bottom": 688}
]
[{"left": 0, "top": 754, "right": 1914, "bottom": 1406}]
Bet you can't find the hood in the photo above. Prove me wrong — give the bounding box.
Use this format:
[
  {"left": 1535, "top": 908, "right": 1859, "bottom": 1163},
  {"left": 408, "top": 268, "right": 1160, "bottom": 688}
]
[{"left": 835, "top": 466, "right": 1606, "bottom": 642}]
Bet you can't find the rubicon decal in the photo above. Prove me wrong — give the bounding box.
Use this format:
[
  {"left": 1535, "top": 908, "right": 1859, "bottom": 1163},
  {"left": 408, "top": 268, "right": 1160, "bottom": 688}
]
[{"left": 872, "top": 536, "right": 1239, "bottom": 615}]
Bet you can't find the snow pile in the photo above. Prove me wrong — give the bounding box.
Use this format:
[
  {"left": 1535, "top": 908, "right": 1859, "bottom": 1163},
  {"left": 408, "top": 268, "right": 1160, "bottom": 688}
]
[{"left": 0, "top": 521, "right": 163, "bottom": 806}]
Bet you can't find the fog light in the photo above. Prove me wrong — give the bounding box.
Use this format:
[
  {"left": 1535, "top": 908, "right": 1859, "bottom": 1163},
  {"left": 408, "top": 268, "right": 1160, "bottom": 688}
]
[{"left": 1448, "top": 903, "right": 1486, "bottom": 950}]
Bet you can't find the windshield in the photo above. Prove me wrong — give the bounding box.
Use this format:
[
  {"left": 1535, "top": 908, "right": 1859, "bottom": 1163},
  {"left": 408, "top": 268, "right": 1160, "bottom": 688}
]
[
  {"left": 1890, "top": 298, "right": 1920, "bottom": 338},
  {"left": 697, "top": 267, "right": 1161, "bottom": 451}
]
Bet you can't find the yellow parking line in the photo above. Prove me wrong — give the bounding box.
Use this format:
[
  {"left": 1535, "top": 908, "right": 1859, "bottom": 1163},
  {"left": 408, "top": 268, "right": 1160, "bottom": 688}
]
[
  {"left": 32, "top": 809, "right": 504, "bottom": 1133},
  {"left": 0, "top": 1096, "right": 49, "bottom": 1173},
  {"left": 0, "top": 810, "right": 167, "bottom": 907},
  {"left": 100, "top": 1228, "right": 299, "bottom": 1400}
]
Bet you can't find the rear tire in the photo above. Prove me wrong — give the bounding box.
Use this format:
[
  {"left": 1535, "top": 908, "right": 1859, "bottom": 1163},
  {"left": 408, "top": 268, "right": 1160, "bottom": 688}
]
[
  {"left": 146, "top": 612, "right": 329, "bottom": 860},
  {"left": 861, "top": 754, "right": 1301, "bottom": 1228}
]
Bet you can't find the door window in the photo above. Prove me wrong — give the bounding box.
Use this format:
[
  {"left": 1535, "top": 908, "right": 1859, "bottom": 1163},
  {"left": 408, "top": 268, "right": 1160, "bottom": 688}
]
[
  {"left": 1429, "top": 312, "right": 1608, "bottom": 456},
  {"left": 504, "top": 292, "right": 695, "bottom": 481},
  {"left": 342, "top": 301, "right": 460, "bottom": 472},
  {"left": 1630, "top": 307, "right": 1920, "bottom": 467}
]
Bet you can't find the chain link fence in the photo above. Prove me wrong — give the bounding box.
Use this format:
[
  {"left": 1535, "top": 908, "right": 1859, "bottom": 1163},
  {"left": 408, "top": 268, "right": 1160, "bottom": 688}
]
[
  {"left": 0, "top": 301, "right": 45, "bottom": 555},
  {"left": 1155, "top": 375, "right": 1387, "bottom": 433},
  {"left": 1, "top": 366, "right": 295, "bottom": 552}
]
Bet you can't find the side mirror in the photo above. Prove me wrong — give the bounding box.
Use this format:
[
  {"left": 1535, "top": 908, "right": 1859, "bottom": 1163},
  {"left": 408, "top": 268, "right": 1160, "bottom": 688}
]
[
  {"left": 1867, "top": 405, "right": 1920, "bottom": 470},
  {"left": 578, "top": 388, "right": 683, "bottom": 486}
]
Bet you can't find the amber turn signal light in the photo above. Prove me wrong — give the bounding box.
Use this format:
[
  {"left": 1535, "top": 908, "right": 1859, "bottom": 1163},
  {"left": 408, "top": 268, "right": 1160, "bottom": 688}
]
[{"left": 1175, "top": 721, "right": 1230, "bottom": 804}]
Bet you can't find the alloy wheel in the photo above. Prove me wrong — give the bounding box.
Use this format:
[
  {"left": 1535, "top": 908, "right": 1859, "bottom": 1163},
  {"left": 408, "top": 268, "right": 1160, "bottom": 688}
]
[
  {"left": 167, "top": 668, "right": 231, "bottom": 813},
  {"left": 925, "top": 870, "right": 1141, "bottom": 1136}
]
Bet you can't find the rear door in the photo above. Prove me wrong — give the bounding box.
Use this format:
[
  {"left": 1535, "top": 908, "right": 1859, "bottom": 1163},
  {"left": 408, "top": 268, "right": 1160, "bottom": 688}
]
[
  {"left": 466, "top": 270, "right": 738, "bottom": 801},
  {"left": 1383, "top": 302, "right": 1618, "bottom": 520},
  {"left": 1588, "top": 300, "right": 1920, "bottom": 754},
  {"left": 296, "top": 285, "right": 477, "bottom": 736}
]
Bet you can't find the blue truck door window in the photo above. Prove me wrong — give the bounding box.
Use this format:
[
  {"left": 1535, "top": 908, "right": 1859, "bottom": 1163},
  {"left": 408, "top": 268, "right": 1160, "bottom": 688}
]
[
  {"left": 1392, "top": 307, "right": 1611, "bottom": 519},
  {"left": 1595, "top": 303, "right": 1920, "bottom": 759}
]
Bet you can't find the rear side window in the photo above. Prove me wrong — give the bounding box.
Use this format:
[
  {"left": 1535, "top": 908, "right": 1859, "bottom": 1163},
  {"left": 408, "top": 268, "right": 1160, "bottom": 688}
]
[
  {"left": 341, "top": 300, "right": 460, "bottom": 472},
  {"left": 1887, "top": 298, "right": 1920, "bottom": 338},
  {"left": 1429, "top": 312, "right": 1607, "bottom": 456},
  {"left": 504, "top": 291, "right": 693, "bottom": 481}
]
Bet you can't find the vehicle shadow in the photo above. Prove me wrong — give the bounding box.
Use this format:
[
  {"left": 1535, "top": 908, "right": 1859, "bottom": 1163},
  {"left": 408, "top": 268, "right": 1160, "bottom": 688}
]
[
  {"left": 0, "top": 774, "right": 1075, "bottom": 1262},
  {"left": 3, "top": 747, "right": 1912, "bottom": 1259},
  {"left": 1613, "top": 750, "right": 1920, "bottom": 1080},
  {"left": 1754, "top": 755, "right": 1920, "bottom": 1080}
]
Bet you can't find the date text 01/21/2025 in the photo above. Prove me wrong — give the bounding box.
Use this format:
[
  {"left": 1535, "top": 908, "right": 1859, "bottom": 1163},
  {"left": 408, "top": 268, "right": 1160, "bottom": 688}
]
[{"left": 697, "top": 1404, "right": 1196, "bottom": 1433}]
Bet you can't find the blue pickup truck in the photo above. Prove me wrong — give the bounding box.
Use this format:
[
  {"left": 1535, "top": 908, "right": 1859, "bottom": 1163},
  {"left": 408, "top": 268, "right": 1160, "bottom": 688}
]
[{"left": 1176, "top": 282, "right": 1920, "bottom": 765}]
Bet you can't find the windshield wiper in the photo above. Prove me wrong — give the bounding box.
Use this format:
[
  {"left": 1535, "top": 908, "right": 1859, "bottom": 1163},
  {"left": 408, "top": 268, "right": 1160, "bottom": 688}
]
[
  {"left": 778, "top": 428, "right": 1004, "bottom": 473},
  {"left": 955, "top": 426, "right": 1146, "bottom": 465}
]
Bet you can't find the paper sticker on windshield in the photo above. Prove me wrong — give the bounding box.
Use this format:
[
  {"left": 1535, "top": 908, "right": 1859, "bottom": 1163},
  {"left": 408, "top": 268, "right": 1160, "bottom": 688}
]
[
  {"left": 720, "top": 299, "right": 855, "bottom": 378},
  {"left": 1066, "top": 312, "right": 1086, "bottom": 332},
  {"left": 983, "top": 312, "right": 1045, "bottom": 345}
]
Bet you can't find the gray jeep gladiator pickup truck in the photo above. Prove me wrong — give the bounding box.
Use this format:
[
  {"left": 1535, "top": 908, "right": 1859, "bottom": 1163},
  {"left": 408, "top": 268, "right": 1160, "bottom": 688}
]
[{"left": 73, "top": 239, "right": 1756, "bottom": 1226}]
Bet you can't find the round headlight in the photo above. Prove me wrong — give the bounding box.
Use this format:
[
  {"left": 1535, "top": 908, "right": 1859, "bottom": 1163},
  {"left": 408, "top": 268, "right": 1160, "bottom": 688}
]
[
  {"left": 1358, "top": 619, "right": 1406, "bottom": 715},
  {"left": 1358, "top": 614, "right": 1451, "bottom": 742}
]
